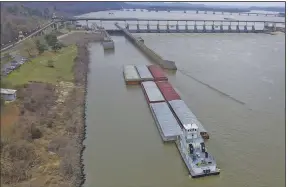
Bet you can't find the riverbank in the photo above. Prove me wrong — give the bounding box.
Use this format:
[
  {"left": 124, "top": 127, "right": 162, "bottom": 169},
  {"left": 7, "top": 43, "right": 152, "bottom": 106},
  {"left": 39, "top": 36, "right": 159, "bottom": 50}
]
[{"left": 1, "top": 32, "right": 104, "bottom": 186}]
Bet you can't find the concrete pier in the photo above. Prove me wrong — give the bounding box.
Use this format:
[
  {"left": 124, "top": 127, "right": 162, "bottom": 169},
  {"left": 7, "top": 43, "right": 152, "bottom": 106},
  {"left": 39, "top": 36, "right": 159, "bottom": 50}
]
[
  {"left": 114, "top": 23, "right": 177, "bottom": 70},
  {"left": 96, "top": 25, "right": 114, "bottom": 50}
]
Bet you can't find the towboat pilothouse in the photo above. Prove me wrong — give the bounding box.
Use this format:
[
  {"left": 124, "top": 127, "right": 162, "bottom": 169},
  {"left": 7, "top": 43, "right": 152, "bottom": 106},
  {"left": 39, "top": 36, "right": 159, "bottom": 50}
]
[{"left": 175, "top": 123, "right": 220, "bottom": 178}]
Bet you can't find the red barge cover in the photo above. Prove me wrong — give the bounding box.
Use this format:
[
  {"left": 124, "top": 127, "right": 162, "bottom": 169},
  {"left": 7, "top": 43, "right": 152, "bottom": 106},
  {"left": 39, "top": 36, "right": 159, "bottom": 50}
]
[
  {"left": 156, "top": 81, "right": 181, "bottom": 101},
  {"left": 148, "top": 65, "right": 168, "bottom": 81}
]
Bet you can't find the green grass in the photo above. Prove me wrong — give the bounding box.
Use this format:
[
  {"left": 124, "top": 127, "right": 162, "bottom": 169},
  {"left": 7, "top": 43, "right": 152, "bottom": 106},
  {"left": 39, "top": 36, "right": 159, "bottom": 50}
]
[
  {"left": 0, "top": 56, "right": 13, "bottom": 65},
  {"left": 3, "top": 45, "right": 77, "bottom": 86}
]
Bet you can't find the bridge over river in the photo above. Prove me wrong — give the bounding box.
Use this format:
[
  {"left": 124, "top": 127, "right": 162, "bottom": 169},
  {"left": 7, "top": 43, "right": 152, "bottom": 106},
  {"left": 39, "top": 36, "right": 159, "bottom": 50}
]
[{"left": 55, "top": 17, "right": 285, "bottom": 34}]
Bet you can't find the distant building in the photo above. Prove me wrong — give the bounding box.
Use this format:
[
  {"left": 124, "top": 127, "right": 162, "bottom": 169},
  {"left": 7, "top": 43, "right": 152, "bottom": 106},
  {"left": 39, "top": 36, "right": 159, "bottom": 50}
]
[{"left": 1, "top": 88, "right": 17, "bottom": 101}]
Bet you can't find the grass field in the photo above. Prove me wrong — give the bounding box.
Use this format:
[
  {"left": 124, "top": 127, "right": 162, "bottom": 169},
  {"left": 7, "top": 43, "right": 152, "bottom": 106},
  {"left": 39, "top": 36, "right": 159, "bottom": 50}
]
[{"left": 3, "top": 45, "right": 77, "bottom": 87}]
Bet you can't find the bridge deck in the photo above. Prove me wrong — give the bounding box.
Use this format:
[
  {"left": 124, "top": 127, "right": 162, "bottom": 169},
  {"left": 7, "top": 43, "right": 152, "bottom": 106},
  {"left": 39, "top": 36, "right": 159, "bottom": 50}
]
[
  {"left": 107, "top": 29, "right": 266, "bottom": 34},
  {"left": 58, "top": 17, "right": 285, "bottom": 24}
]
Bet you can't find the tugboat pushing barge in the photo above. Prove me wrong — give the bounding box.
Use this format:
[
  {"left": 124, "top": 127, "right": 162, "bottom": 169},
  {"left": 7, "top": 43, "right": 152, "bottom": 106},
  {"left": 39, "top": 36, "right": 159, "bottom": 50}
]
[
  {"left": 175, "top": 123, "right": 220, "bottom": 178},
  {"left": 123, "top": 65, "right": 220, "bottom": 178}
]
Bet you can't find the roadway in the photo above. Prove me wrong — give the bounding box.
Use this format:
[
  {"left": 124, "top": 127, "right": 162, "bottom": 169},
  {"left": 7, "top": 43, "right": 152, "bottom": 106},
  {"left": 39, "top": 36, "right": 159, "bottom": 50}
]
[
  {"left": 57, "top": 17, "right": 285, "bottom": 24},
  {"left": 0, "top": 21, "right": 55, "bottom": 52}
]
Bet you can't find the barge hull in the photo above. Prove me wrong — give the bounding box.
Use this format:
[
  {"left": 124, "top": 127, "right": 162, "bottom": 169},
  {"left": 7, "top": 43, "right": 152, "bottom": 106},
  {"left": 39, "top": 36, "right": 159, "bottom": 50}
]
[
  {"left": 175, "top": 139, "right": 220, "bottom": 178},
  {"left": 149, "top": 102, "right": 182, "bottom": 142}
]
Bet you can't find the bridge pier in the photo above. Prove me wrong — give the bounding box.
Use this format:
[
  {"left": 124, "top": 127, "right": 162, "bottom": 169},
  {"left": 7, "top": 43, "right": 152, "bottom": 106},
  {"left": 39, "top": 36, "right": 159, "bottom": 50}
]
[
  {"left": 273, "top": 23, "right": 276, "bottom": 31},
  {"left": 228, "top": 24, "right": 232, "bottom": 32},
  {"left": 194, "top": 24, "right": 198, "bottom": 32},
  {"left": 252, "top": 25, "right": 255, "bottom": 32},
  {"left": 166, "top": 23, "right": 170, "bottom": 33},
  {"left": 185, "top": 21, "right": 188, "bottom": 32},
  {"left": 147, "top": 23, "right": 150, "bottom": 32},
  {"left": 137, "top": 21, "right": 140, "bottom": 32},
  {"left": 220, "top": 24, "right": 223, "bottom": 32},
  {"left": 236, "top": 24, "right": 240, "bottom": 32},
  {"left": 126, "top": 23, "right": 129, "bottom": 30},
  {"left": 244, "top": 24, "right": 248, "bottom": 32}
]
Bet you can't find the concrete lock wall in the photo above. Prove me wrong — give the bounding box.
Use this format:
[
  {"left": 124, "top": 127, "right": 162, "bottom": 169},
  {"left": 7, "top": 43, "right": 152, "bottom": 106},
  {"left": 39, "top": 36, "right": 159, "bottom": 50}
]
[
  {"left": 100, "top": 26, "right": 115, "bottom": 50},
  {"left": 115, "top": 23, "right": 177, "bottom": 70}
]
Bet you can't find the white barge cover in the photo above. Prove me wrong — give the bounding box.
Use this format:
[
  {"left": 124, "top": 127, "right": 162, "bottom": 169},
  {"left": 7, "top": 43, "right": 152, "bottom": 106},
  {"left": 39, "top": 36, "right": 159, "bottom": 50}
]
[
  {"left": 135, "top": 65, "right": 154, "bottom": 81},
  {"left": 141, "top": 81, "right": 165, "bottom": 103},
  {"left": 168, "top": 100, "right": 207, "bottom": 134},
  {"left": 150, "top": 102, "right": 182, "bottom": 141},
  {"left": 123, "top": 65, "right": 140, "bottom": 81}
]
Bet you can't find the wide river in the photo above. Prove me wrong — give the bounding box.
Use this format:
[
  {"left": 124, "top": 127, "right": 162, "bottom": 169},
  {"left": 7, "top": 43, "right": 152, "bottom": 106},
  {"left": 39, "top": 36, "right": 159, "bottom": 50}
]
[{"left": 83, "top": 10, "right": 285, "bottom": 187}]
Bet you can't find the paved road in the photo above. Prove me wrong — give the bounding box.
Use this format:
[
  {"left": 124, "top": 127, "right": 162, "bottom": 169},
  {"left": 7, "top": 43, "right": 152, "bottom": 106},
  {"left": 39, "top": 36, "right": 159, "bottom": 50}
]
[{"left": 0, "top": 21, "right": 55, "bottom": 52}]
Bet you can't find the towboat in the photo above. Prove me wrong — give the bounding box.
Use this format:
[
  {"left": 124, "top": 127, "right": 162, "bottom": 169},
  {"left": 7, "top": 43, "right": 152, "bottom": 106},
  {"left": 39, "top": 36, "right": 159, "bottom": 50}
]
[{"left": 175, "top": 123, "right": 220, "bottom": 178}]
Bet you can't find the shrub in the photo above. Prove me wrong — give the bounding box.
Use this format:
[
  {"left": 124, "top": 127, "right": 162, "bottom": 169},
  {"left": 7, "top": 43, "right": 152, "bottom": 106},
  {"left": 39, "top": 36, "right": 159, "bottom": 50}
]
[
  {"left": 1, "top": 140, "right": 37, "bottom": 183},
  {"left": 47, "top": 137, "right": 69, "bottom": 155},
  {"left": 47, "top": 59, "right": 54, "bottom": 68}
]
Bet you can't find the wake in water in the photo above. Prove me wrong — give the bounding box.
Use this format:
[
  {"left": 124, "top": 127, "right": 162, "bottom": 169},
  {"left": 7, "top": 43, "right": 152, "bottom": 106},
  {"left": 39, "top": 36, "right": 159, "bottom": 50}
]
[{"left": 178, "top": 69, "right": 246, "bottom": 106}]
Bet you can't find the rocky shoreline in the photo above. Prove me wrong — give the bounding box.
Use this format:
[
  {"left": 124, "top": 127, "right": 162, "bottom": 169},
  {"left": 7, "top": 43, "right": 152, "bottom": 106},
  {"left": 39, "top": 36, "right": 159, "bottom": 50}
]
[{"left": 68, "top": 36, "right": 104, "bottom": 186}]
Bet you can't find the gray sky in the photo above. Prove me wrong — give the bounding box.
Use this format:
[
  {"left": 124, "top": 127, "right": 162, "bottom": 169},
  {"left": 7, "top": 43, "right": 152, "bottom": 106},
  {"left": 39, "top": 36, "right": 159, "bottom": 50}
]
[{"left": 187, "top": 2, "right": 285, "bottom": 7}]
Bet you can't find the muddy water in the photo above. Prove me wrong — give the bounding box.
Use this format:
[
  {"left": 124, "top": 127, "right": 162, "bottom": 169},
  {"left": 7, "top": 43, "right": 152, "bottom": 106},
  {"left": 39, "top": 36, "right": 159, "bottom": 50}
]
[{"left": 83, "top": 33, "right": 285, "bottom": 187}]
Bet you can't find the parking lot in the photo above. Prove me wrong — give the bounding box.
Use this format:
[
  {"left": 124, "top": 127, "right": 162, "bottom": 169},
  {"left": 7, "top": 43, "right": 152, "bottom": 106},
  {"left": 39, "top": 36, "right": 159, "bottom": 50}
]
[{"left": 1, "top": 54, "right": 28, "bottom": 76}]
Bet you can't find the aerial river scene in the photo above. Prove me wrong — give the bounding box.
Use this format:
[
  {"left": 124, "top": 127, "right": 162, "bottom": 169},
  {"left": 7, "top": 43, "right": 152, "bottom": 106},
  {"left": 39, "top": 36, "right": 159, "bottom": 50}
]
[
  {"left": 82, "top": 6, "right": 285, "bottom": 187},
  {"left": 0, "top": 2, "right": 285, "bottom": 187}
]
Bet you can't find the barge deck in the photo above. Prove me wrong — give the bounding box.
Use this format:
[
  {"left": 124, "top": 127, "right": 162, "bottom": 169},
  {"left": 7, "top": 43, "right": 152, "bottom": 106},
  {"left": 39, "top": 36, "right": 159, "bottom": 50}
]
[
  {"left": 141, "top": 81, "right": 165, "bottom": 103},
  {"left": 149, "top": 102, "right": 183, "bottom": 142},
  {"left": 135, "top": 65, "right": 154, "bottom": 81},
  {"left": 168, "top": 100, "right": 209, "bottom": 139},
  {"left": 123, "top": 65, "right": 141, "bottom": 85}
]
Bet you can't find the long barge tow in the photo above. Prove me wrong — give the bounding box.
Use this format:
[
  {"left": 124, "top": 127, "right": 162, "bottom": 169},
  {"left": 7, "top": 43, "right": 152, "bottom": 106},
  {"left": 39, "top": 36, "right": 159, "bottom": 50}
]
[{"left": 122, "top": 64, "right": 220, "bottom": 178}]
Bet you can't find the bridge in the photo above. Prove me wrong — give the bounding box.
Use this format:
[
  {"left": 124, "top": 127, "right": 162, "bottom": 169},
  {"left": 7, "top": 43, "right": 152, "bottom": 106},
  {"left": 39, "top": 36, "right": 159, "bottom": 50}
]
[
  {"left": 123, "top": 9, "right": 283, "bottom": 17},
  {"left": 1, "top": 16, "right": 285, "bottom": 52},
  {"left": 0, "top": 21, "right": 56, "bottom": 52},
  {"left": 53, "top": 17, "right": 285, "bottom": 34},
  {"left": 55, "top": 17, "right": 284, "bottom": 23}
]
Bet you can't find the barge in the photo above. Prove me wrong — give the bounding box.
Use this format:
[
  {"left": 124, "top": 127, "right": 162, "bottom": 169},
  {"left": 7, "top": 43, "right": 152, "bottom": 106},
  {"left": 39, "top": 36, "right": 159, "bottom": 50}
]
[
  {"left": 141, "top": 81, "right": 165, "bottom": 103},
  {"left": 148, "top": 65, "right": 168, "bottom": 81},
  {"left": 149, "top": 102, "right": 182, "bottom": 142},
  {"left": 135, "top": 65, "right": 154, "bottom": 81},
  {"left": 168, "top": 100, "right": 210, "bottom": 139},
  {"left": 156, "top": 81, "right": 181, "bottom": 101},
  {"left": 123, "top": 65, "right": 141, "bottom": 85},
  {"left": 176, "top": 123, "right": 220, "bottom": 178}
]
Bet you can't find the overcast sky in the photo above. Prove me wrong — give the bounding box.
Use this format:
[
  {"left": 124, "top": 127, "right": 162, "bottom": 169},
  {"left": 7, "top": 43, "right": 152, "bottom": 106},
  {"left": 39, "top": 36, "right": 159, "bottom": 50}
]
[{"left": 187, "top": 2, "right": 285, "bottom": 7}]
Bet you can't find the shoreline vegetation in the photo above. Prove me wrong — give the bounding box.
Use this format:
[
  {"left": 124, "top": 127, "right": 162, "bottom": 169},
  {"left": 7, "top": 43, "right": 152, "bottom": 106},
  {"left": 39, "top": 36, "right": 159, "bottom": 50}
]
[{"left": 1, "top": 32, "right": 104, "bottom": 186}]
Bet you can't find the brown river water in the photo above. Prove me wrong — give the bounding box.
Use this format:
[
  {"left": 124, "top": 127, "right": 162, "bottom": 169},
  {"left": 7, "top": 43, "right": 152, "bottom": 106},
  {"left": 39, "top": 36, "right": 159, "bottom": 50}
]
[{"left": 82, "top": 10, "right": 285, "bottom": 187}]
